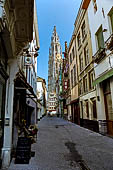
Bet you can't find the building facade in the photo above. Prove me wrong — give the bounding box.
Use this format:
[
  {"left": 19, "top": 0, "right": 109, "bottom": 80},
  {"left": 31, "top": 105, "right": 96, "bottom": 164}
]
[
  {"left": 68, "top": 34, "right": 79, "bottom": 124},
  {"left": 82, "top": 0, "right": 113, "bottom": 135},
  {"left": 48, "top": 26, "right": 62, "bottom": 115},
  {"left": 75, "top": 1, "right": 98, "bottom": 131},
  {"left": 61, "top": 42, "right": 71, "bottom": 120},
  {"left": 67, "top": 0, "right": 98, "bottom": 131},
  {"left": 37, "top": 77, "right": 47, "bottom": 120},
  {"left": 0, "top": 0, "right": 40, "bottom": 168}
]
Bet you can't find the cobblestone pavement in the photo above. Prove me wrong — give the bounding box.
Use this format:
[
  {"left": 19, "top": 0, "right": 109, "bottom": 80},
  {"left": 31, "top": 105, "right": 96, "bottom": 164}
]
[{"left": 7, "top": 116, "right": 113, "bottom": 170}]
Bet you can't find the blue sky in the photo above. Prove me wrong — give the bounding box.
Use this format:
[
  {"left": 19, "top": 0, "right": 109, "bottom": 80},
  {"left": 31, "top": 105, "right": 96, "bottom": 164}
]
[{"left": 36, "top": 0, "right": 81, "bottom": 84}]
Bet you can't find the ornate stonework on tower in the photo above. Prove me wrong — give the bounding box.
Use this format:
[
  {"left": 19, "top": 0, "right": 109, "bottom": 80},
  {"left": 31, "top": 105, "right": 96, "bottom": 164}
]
[{"left": 48, "top": 26, "right": 62, "bottom": 114}]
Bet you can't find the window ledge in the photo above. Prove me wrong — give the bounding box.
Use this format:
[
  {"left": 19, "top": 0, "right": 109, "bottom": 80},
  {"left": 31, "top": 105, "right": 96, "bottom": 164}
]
[
  {"left": 79, "top": 62, "right": 92, "bottom": 76},
  {"left": 79, "top": 88, "right": 96, "bottom": 97}
]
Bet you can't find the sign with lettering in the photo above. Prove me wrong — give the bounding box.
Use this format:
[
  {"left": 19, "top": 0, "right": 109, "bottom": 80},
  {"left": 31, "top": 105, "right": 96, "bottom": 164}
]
[{"left": 15, "top": 137, "right": 31, "bottom": 164}]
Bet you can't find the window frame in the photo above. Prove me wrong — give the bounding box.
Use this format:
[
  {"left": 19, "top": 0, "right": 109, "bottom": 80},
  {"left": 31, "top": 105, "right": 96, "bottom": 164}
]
[
  {"left": 77, "top": 32, "right": 81, "bottom": 49},
  {"left": 84, "top": 44, "right": 89, "bottom": 66},
  {"left": 85, "top": 100, "right": 89, "bottom": 118},
  {"left": 108, "top": 8, "right": 113, "bottom": 33},
  {"left": 95, "top": 25, "right": 104, "bottom": 50},
  {"left": 73, "top": 65, "right": 76, "bottom": 86},
  {"left": 83, "top": 75, "right": 88, "bottom": 93},
  {"left": 79, "top": 79, "right": 83, "bottom": 95},
  {"left": 82, "top": 21, "right": 86, "bottom": 41},
  {"left": 89, "top": 70, "right": 94, "bottom": 90},
  {"left": 79, "top": 53, "right": 84, "bottom": 72},
  {"left": 92, "top": 99, "right": 97, "bottom": 119},
  {"left": 71, "top": 69, "right": 73, "bottom": 88},
  {"left": 72, "top": 47, "right": 75, "bottom": 59}
]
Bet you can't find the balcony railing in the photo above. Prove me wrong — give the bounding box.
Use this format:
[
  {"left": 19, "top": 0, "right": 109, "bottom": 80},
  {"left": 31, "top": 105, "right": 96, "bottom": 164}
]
[
  {"left": 93, "top": 48, "right": 106, "bottom": 63},
  {"left": 105, "top": 33, "right": 113, "bottom": 51}
]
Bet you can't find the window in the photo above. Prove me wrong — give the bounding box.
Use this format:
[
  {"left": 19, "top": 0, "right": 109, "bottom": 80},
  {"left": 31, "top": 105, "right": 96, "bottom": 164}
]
[
  {"left": 77, "top": 32, "right": 81, "bottom": 48},
  {"left": 109, "top": 9, "right": 113, "bottom": 32},
  {"left": 64, "top": 81, "right": 68, "bottom": 90},
  {"left": 86, "top": 100, "right": 89, "bottom": 118},
  {"left": 52, "top": 46, "right": 54, "bottom": 52},
  {"left": 56, "top": 63, "right": 58, "bottom": 69},
  {"left": 72, "top": 47, "right": 75, "bottom": 59},
  {"left": 80, "top": 101, "right": 83, "bottom": 118},
  {"left": 83, "top": 75, "right": 88, "bottom": 93},
  {"left": 79, "top": 53, "right": 83, "bottom": 72},
  {"left": 73, "top": 65, "right": 76, "bottom": 86},
  {"left": 70, "top": 53, "right": 72, "bottom": 64},
  {"left": 93, "top": 0, "right": 97, "bottom": 13},
  {"left": 89, "top": 70, "right": 94, "bottom": 90},
  {"left": 96, "top": 26, "right": 104, "bottom": 49},
  {"left": 55, "top": 45, "right": 57, "bottom": 52},
  {"left": 79, "top": 80, "right": 83, "bottom": 95},
  {"left": 92, "top": 99, "right": 97, "bottom": 119},
  {"left": 71, "top": 69, "right": 73, "bottom": 88},
  {"left": 84, "top": 44, "right": 89, "bottom": 66},
  {"left": 82, "top": 21, "right": 86, "bottom": 40}
]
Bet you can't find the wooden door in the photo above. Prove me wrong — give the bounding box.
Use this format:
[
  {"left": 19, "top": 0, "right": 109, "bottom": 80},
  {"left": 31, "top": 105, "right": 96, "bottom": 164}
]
[
  {"left": 104, "top": 93, "right": 113, "bottom": 135},
  {"left": 103, "top": 80, "right": 113, "bottom": 136}
]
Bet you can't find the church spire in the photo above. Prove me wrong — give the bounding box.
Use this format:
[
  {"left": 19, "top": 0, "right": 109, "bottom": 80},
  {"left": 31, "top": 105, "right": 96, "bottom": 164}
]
[{"left": 54, "top": 26, "right": 56, "bottom": 33}]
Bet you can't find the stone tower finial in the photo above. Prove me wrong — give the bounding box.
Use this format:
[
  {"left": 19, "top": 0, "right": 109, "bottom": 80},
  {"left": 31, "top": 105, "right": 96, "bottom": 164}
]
[{"left": 54, "top": 26, "right": 56, "bottom": 33}]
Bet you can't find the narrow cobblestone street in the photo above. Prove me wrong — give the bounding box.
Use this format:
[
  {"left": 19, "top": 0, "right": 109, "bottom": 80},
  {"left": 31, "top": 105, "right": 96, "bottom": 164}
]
[{"left": 7, "top": 116, "right": 113, "bottom": 170}]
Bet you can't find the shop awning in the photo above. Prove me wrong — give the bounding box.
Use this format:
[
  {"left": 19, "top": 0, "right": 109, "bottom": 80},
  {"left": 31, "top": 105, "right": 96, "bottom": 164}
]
[
  {"left": 93, "top": 68, "right": 113, "bottom": 86},
  {"left": 14, "top": 70, "right": 37, "bottom": 99}
]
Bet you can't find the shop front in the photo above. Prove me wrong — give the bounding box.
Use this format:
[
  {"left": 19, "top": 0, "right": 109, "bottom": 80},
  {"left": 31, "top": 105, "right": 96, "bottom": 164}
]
[
  {"left": 71, "top": 99, "right": 80, "bottom": 125},
  {"left": 93, "top": 69, "right": 113, "bottom": 135},
  {"left": 0, "top": 36, "right": 8, "bottom": 167},
  {"left": 12, "top": 71, "right": 37, "bottom": 153},
  {"left": 103, "top": 79, "right": 113, "bottom": 136}
]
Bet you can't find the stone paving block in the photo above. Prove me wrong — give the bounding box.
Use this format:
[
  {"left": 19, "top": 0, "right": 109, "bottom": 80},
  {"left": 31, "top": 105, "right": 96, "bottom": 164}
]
[{"left": 6, "top": 116, "right": 113, "bottom": 170}]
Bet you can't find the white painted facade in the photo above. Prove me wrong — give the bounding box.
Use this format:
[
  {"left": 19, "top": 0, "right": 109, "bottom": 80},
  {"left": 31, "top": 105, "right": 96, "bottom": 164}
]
[
  {"left": 85, "top": 0, "right": 113, "bottom": 134},
  {"left": 37, "top": 77, "right": 47, "bottom": 120}
]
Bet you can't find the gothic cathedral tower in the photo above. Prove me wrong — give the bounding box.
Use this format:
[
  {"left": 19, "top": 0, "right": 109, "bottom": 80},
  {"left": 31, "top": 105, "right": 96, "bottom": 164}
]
[{"left": 48, "top": 26, "right": 62, "bottom": 114}]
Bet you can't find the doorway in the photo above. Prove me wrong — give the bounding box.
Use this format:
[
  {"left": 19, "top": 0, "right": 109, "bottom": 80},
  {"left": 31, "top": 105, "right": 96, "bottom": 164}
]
[{"left": 103, "top": 80, "right": 113, "bottom": 136}]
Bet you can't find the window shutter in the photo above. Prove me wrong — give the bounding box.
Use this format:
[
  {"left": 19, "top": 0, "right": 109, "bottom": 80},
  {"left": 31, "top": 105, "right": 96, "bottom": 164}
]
[
  {"left": 97, "top": 27, "right": 104, "bottom": 49},
  {"left": 110, "top": 13, "right": 113, "bottom": 32}
]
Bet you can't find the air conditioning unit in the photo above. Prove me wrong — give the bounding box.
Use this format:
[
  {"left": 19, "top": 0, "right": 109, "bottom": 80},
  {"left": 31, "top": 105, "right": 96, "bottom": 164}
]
[{"left": 25, "top": 56, "right": 32, "bottom": 65}]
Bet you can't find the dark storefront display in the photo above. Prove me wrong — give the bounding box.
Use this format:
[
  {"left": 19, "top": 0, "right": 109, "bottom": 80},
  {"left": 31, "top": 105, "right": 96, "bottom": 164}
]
[
  {"left": 0, "top": 36, "right": 8, "bottom": 166},
  {"left": 12, "top": 71, "right": 37, "bottom": 156}
]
